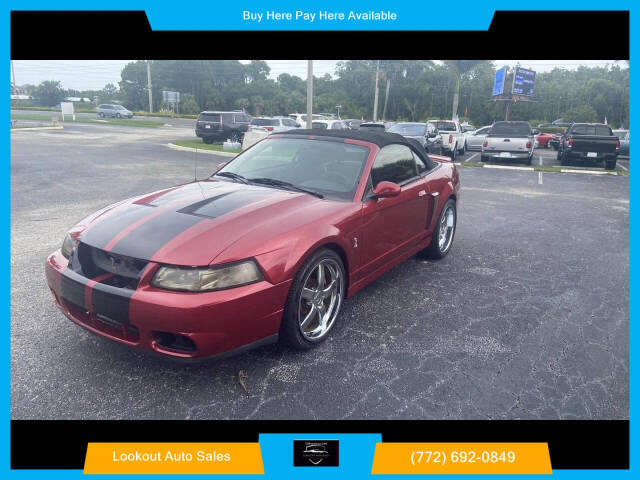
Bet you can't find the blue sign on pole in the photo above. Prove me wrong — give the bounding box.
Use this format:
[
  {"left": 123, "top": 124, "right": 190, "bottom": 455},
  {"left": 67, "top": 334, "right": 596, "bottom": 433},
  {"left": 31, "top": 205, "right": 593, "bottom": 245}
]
[
  {"left": 513, "top": 67, "right": 536, "bottom": 96},
  {"left": 492, "top": 67, "right": 506, "bottom": 96}
]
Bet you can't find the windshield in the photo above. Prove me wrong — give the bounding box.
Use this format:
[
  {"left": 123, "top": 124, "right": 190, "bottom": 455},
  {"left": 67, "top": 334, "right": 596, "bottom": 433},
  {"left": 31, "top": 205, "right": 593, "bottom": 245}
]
[
  {"left": 388, "top": 124, "right": 426, "bottom": 136},
  {"left": 462, "top": 125, "right": 475, "bottom": 132},
  {"left": 613, "top": 131, "right": 628, "bottom": 139},
  {"left": 215, "top": 138, "right": 370, "bottom": 201},
  {"left": 114, "top": 105, "right": 126, "bottom": 110},
  {"left": 431, "top": 121, "right": 456, "bottom": 131},
  {"left": 571, "top": 125, "right": 612, "bottom": 136},
  {"left": 251, "top": 118, "right": 279, "bottom": 126},
  {"left": 490, "top": 122, "right": 531, "bottom": 136}
]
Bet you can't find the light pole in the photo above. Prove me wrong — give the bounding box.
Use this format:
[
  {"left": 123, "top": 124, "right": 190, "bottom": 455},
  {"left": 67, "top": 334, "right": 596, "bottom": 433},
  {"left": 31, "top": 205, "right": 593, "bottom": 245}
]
[{"left": 335, "top": 104, "right": 342, "bottom": 119}]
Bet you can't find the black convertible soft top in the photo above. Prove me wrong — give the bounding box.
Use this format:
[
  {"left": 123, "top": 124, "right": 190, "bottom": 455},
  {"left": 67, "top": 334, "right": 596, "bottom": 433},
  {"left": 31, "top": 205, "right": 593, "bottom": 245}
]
[{"left": 278, "top": 129, "right": 437, "bottom": 169}]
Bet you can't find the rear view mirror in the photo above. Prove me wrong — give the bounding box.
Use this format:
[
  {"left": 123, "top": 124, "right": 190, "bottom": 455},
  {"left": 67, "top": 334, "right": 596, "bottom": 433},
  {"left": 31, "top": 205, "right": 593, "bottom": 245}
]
[{"left": 372, "top": 181, "right": 401, "bottom": 199}]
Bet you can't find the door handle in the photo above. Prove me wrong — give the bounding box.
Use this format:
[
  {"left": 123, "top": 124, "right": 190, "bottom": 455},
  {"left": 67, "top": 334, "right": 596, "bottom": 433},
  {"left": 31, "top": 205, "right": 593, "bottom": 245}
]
[{"left": 418, "top": 190, "right": 426, "bottom": 197}]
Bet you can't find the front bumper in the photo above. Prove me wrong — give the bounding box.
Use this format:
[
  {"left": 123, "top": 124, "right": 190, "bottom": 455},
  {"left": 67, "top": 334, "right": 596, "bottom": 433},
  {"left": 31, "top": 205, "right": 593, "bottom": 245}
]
[{"left": 45, "top": 250, "right": 290, "bottom": 359}]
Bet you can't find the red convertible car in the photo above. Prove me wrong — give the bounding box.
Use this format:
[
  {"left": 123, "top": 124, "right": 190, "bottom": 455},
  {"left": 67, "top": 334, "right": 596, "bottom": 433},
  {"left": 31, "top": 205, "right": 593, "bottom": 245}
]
[
  {"left": 45, "top": 130, "right": 460, "bottom": 359},
  {"left": 535, "top": 132, "right": 555, "bottom": 148}
]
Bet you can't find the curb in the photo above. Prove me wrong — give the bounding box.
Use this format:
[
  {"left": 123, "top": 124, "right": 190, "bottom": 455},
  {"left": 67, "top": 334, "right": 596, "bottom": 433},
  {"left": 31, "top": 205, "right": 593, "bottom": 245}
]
[
  {"left": 11, "top": 125, "right": 64, "bottom": 132},
  {"left": 167, "top": 143, "right": 239, "bottom": 157},
  {"left": 454, "top": 162, "right": 619, "bottom": 176}
]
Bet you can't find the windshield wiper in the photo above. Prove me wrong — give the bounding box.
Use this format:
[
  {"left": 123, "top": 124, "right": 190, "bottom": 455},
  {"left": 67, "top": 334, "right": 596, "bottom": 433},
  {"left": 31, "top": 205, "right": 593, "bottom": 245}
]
[
  {"left": 249, "top": 177, "right": 324, "bottom": 199},
  {"left": 214, "top": 171, "right": 248, "bottom": 184}
]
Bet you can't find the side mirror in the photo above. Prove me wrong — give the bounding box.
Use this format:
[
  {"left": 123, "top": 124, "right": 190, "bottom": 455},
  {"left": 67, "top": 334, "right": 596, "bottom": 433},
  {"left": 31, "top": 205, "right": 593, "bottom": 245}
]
[
  {"left": 428, "top": 132, "right": 437, "bottom": 138},
  {"left": 532, "top": 129, "right": 540, "bottom": 135},
  {"left": 372, "top": 181, "right": 401, "bottom": 199}
]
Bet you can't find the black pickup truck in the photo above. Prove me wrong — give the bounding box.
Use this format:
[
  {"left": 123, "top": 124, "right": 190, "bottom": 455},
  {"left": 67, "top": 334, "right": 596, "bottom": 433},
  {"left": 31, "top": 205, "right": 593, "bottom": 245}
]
[{"left": 558, "top": 123, "right": 619, "bottom": 170}]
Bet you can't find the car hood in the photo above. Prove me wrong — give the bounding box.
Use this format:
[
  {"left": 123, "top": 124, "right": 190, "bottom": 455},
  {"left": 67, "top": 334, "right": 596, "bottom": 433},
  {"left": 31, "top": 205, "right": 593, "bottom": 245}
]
[{"left": 77, "top": 179, "right": 335, "bottom": 266}]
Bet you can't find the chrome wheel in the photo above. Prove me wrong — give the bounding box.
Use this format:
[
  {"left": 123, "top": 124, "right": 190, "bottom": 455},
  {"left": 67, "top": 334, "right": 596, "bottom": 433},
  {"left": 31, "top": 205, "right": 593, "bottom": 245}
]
[
  {"left": 438, "top": 205, "right": 456, "bottom": 253},
  {"left": 298, "top": 258, "right": 343, "bottom": 341}
]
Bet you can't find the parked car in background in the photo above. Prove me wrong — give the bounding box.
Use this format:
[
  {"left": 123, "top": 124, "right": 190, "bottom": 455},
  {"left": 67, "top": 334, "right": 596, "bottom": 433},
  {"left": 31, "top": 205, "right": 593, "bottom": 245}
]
[
  {"left": 250, "top": 116, "right": 300, "bottom": 133},
  {"left": 538, "top": 118, "right": 572, "bottom": 128},
  {"left": 97, "top": 104, "right": 133, "bottom": 119},
  {"left": 548, "top": 133, "right": 562, "bottom": 150},
  {"left": 387, "top": 122, "right": 442, "bottom": 154},
  {"left": 288, "top": 113, "right": 329, "bottom": 128},
  {"left": 613, "top": 129, "right": 630, "bottom": 156},
  {"left": 481, "top": 121, "right": 534, "bottom": 165},
  {"left": 535, "top": 132, "right": 555, "bottom": 148},
  {"left": 45, "top": 129, "right": 460, "bottom": 358},
  {"left": 311, "top": 120, "right": 348, "bottom": 130},
  {"left": 558, "top": 123, "right": 619, "bottom": 169},
  {"left": 428, "top": 120, "right": 465, "bottom": 160},
  {"left": 358, "top": 122, "right": 387, "bottom": 133},
  {"left": 461, "top": 124, "right": 475, "bottom": 134},
  {"left": 196, "top": 110, "right": 251, "bottom": 144},
  {"left": 465, "top": 126, "right": 491, "bottom": 151},
  {"left": 343, "top": 119, "right": 364, "bottom": 130}
]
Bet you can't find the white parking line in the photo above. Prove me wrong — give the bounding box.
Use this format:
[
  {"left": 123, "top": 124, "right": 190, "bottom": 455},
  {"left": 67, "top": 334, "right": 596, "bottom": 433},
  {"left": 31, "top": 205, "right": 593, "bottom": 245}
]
[
  {"left": 466, "top": 153, "right": 479, "bottom": 163},
  {"left": 484, "top": 164, "right": 534, "bottom": 171},
  {"left": 538, "top": 156, "right": 543, "bottom": 185},
  {"left": 560, "top": 169, "right": 617, "bottom": 175},
  {"left": 617, "top": 162, "right": 629, "bottom": 172}
]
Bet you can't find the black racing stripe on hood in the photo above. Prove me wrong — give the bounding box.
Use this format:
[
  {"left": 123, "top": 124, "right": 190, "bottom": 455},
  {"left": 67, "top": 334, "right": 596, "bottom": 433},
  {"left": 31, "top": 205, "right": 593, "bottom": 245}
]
[
  {"left": 177, "top": 189, "right": 270, "bottom": 218},
  {"left": 107, "top": 211, "right": 205, "bottom": 261},
  {"left": 81, "top": 204, "right": 155, "bottom": 250},
  {"left": 147, "top": 181, "right": 226, "bottom": 207}
]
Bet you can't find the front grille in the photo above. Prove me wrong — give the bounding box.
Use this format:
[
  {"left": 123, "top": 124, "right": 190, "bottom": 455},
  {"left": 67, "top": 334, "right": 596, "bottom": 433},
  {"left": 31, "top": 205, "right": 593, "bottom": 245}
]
[{"left": 71, "top": 243, "right": 148, "bottom": 290}]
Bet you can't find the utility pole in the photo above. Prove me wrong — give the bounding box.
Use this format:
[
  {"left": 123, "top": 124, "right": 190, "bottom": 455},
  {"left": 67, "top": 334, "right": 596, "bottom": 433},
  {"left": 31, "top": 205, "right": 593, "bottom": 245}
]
[
  {"left": 146, "top": 60, "right": 153, "bottom": 113},
  {"left": 373, "top": 60, "right": 380, "bottom": 121},
  {"left": 382, "top": 78, "right": 390, "bottom": 121},
  {"left": 306, "top": 60, "right": 313, "bottom": 128}
]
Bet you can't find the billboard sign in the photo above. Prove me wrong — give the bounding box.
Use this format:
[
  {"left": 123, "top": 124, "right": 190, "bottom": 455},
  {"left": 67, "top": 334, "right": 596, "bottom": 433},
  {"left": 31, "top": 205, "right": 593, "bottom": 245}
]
[
  {"left": 492, "top": 67, "right": 506, "bottom": 96},
  {"left": 162, "top": 90, "right": 180, "bottom": 104},
  {"left": 512, "top": 67, "right": 536, "bottom": 96}
]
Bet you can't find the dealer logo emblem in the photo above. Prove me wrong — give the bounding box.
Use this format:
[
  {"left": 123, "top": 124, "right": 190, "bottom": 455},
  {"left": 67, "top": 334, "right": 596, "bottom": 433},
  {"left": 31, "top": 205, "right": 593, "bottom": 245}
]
[{"left": 293, "top": 440, "right": 339, "bottom": 467}]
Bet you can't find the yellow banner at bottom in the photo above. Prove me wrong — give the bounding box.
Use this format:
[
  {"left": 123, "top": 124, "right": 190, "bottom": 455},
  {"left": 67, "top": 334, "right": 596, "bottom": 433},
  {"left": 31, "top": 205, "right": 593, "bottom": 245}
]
[
  {"left": 371, "top": 442, "right": 551, "bottom": 474},
  {"left": 84, "top": 442, "right": 264, "bottom": 475}
]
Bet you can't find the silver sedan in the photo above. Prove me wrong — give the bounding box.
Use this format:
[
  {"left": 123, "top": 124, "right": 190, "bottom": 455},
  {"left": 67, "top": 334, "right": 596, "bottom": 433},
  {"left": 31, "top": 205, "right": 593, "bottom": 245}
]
[{"left": 465, "top": 125, "right": 491, "bottom": 151}]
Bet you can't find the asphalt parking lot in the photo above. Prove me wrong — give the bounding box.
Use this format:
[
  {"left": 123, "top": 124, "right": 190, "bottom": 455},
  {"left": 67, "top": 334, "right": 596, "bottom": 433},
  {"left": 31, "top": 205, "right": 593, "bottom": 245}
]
[{"left": 11, "top": 122, "right": 629, "bottom": 420}]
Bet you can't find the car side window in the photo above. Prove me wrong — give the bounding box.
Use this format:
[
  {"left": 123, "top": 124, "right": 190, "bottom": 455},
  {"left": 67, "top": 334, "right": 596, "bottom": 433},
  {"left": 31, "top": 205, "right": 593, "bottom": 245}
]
[
  {"left": 370, "top": 144, "right": 418, "bottom": 186},
  {"left": 413, "top": 151, "right": 428, "bottom": 175}
]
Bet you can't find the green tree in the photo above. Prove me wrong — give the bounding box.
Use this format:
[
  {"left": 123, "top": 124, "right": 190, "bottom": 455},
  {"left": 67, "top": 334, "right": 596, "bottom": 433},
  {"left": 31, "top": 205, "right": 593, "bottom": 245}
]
[
  {"left": 443, "top": 61, "right": 484, "bottom": 120},
  {"left": 33, "top": 80, "right": 65, "bottom": 107}
]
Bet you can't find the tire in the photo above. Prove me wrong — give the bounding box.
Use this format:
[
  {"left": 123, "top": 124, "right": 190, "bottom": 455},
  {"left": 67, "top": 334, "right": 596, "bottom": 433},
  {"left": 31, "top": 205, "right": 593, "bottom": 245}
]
[
  {"left": 459, "top": 141, "right": 466, "bottom": 155},
  {"left": 230, "top": 131, "right": 241, "bottom": 143},
  {"left": 280, "top": 248, "right": 346, "bottom": 349},
  {"left": 98, "top": 112, "right": 105, "bottom": 118},
  {"left": 480, "top": 154, "right": 488, "bottom": 162},
  {"left": 419, "top": 198, "right": 457, "bottom": 260},
  {"left": 116, "top": 113, "right": 121, "bottom": 119},
  {"left": 202, "top": 137, "right": 214, "bottom": 145},
  {"left": 524, "top": 155, "right": 533, "bottom": 166},
  {"left": 449, "top": 146, "right": 456, "bottom": 161},
  {"left": 605, "top": 159, "right": 616, "bottom": 170}
]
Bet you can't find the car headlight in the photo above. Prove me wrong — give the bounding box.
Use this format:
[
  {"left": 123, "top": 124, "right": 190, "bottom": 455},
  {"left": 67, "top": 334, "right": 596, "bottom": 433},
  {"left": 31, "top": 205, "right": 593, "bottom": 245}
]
[
  {"left": 61, "top": 233, "right": 77, "bottom": 259},
  {"left": 151, "top": 260, "right": 263, "bottom": 292}
]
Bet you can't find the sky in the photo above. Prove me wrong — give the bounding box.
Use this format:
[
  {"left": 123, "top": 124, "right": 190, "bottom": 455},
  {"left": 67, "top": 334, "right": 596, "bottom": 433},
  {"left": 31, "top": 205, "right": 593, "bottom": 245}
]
[{"left": 11, "top": 60, "right": 625, "bottom": 91}]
